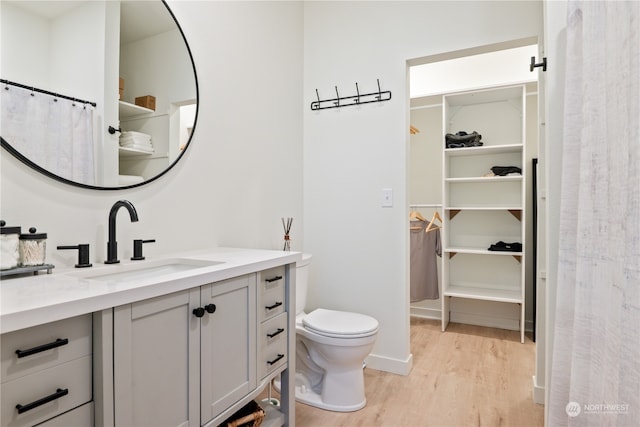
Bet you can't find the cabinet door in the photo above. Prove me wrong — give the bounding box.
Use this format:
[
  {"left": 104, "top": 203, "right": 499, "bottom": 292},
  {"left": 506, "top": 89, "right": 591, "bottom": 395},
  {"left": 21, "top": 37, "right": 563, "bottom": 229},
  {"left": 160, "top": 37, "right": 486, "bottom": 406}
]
[
  {"left": 200, "top": 275, "right": 256, "bottom": 425},
  {"left": 113, "top": 288, "right": 200, "bottom": 427}
]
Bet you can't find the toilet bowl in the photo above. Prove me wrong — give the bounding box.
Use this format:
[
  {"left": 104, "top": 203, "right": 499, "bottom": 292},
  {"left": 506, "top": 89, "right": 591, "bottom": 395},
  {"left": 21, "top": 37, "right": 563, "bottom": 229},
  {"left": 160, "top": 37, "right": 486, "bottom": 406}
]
[{"left": 276, "top": 254, "right": 378, "bottom": 412}]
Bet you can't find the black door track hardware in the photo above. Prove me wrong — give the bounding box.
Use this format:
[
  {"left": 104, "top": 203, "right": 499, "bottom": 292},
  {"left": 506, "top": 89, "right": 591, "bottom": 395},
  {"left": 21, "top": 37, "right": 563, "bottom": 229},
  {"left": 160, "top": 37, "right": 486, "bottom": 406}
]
[{"left": 530, "top": 56, "right": 547, "bottom": 72}]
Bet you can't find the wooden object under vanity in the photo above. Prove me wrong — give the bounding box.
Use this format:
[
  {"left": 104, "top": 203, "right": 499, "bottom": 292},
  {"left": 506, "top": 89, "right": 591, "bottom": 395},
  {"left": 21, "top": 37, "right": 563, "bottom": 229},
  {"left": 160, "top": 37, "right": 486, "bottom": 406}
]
[{"left": 0, "top": 249, "right": 298, "bottom": 427}]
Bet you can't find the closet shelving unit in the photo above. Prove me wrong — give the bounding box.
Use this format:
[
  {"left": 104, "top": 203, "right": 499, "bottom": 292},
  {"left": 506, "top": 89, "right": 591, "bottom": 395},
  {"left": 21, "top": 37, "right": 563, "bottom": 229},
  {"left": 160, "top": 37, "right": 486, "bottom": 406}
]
[{"left": 441, "top": 85, "right": 526, "bottom": 343}]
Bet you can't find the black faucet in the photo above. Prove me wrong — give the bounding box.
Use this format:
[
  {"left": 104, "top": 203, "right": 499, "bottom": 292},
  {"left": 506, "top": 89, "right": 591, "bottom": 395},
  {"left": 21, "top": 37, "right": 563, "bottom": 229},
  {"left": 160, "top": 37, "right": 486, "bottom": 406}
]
[{"left": 105, "top": 200, "right": 139, "bottom": 264}]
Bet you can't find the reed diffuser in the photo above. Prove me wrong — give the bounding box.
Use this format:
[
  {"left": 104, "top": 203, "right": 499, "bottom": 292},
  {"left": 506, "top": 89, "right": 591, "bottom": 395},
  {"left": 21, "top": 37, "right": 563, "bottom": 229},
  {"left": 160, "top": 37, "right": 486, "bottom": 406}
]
[{"left": 282, "top": 217, "right": 293, "bottom": 251}]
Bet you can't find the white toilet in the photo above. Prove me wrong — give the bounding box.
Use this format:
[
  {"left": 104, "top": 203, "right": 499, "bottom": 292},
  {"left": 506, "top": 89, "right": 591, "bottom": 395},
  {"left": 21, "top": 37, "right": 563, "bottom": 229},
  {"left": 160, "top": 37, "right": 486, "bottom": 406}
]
[{"left": 282, "top": 253, "right": 379, "bottom": 412}]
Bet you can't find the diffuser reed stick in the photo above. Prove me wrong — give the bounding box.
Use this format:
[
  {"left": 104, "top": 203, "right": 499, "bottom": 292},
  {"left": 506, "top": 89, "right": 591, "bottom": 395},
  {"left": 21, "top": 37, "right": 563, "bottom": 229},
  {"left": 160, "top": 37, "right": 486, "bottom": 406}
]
[{"left": 282, "top": 217, "right": 293, "bottom": 251}]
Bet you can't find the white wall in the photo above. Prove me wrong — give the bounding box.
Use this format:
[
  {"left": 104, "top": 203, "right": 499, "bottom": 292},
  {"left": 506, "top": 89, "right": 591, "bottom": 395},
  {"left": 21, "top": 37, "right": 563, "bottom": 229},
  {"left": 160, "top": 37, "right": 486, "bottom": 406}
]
[
  {"left": 303, "top": 1, "right": 542, "bottom": 374},
  {"left": 1, "top": 2, "right": 303, "bottom": 270}
]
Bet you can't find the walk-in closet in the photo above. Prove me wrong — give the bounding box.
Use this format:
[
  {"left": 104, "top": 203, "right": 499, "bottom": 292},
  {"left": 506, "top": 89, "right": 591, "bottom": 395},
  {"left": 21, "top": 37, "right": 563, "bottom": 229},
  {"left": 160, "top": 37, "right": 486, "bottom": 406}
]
[{"left": 408, "top": 43, "right": 539, "bottom": 341}]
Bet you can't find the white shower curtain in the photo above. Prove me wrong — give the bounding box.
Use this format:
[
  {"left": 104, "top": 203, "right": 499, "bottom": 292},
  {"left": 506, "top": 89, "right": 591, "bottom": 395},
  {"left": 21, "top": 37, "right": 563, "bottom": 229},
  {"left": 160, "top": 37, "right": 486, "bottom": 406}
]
[
  {"left": 549, "top": 1, "right": 640, "bottom": 426},
  {"left": 1, "top": 84, "right": 96, "bottom": 185}
]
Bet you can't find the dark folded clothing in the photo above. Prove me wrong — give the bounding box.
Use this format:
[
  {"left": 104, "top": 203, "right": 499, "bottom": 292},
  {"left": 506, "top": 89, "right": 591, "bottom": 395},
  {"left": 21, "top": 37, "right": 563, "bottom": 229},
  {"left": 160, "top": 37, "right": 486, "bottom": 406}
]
[
  {"left": 488, "top": 241, "right": 522, "bottom": 252},
  {"left": 445, "top": 131, "right": 483, "bottom": 148},
  {"left": 491, "top": 166, "right": 522, "bottom": 176}
]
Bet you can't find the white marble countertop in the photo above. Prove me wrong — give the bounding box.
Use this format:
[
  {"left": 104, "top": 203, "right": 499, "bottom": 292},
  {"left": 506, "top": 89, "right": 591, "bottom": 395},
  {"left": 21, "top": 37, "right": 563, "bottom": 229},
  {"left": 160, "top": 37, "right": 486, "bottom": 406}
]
[{"left": 0, "top": 247, "right": 301, "bottom": 334}]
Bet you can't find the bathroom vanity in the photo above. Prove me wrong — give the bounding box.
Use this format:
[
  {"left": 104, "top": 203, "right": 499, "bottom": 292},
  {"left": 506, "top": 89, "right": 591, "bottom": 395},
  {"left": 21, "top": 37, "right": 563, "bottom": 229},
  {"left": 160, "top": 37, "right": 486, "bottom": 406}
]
[{"left": 0, "top": 248, "right": 299, "bottom": 427}]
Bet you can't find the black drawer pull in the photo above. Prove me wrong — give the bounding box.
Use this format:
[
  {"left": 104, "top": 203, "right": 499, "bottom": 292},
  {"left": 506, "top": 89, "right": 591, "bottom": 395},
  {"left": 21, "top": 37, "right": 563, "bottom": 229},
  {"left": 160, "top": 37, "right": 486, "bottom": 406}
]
[
  {"left": 265, "top": 301, "right": 283, "bottom": 311},
  {"left": 267, "top": 328, "right": 285, "bottom": 339},
  {"left": 265, "top": 275, "right": 283, "bottom": 283},
  {"left": 193, "top": 307, "right": 205, "bottom": 318},
  {"left": 16, "top": 338, "right": 69, "bottom": 359},
  {"left": 267, "top": 354, "right": 285, "bottom": 366},
  {"left": 16, "top": 388, "right": 69, "bottom": 414}
]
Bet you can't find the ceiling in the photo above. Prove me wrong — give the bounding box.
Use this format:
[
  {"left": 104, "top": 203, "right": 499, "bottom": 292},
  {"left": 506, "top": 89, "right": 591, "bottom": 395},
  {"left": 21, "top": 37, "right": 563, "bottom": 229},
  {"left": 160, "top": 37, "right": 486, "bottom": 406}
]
[{"left": 5, "top": 1, "right": 176, "bottom": 45}]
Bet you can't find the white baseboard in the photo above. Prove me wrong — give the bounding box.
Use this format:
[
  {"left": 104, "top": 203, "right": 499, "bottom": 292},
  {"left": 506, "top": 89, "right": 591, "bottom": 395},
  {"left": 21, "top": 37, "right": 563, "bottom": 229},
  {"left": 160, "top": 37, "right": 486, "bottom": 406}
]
[
  {"left": 532, "top": 375, "right": 545, "bottom": 405},
  {"left": 409, "top": 306, "right": 441, "bottom": 320},
  {"left": 410, "top": 309, "right": 535, "bottom": 333},
  {"left": 365, "top": 352, "right": 413, "bottom": 376}
]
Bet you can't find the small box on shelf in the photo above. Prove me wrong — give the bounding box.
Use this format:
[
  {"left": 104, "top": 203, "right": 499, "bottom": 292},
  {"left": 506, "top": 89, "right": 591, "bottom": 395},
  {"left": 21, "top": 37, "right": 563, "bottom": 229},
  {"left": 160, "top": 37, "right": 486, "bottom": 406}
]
[{"left": 135, "top": 95, "right": 156, "bottom": 111}]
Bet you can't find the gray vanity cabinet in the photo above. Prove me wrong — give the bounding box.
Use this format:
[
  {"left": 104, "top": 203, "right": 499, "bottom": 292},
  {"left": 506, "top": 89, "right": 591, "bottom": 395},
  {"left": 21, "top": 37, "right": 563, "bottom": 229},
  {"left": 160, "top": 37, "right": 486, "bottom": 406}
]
[
  {"left": 111, "top": 274, "right": 257, "bottom": 427},
  {"left": 1, "top": 315, "right": 93, "bottom": 427},
  {"left": 112, "top": 287, "right": 200, "bottom": 427},
  {"left": 200, "top": 276, "right": 257, "bottom": 423}
]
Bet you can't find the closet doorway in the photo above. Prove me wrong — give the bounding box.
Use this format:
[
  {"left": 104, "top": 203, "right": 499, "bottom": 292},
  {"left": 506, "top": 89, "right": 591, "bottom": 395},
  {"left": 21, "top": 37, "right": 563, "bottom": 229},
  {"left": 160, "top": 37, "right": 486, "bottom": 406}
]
[{"left": 408, "top": 40, "right": 539, "bottom": 336}]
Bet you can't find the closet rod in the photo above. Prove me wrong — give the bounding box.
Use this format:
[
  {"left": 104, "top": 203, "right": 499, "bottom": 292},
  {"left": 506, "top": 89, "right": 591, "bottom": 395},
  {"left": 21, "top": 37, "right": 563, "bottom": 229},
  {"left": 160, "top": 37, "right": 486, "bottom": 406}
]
[
  {"left": 1, "top": 79, "right": 97, "bottom": 107},
  {"left": 409, "top": 204, "right": 442, "bottom": 208}
]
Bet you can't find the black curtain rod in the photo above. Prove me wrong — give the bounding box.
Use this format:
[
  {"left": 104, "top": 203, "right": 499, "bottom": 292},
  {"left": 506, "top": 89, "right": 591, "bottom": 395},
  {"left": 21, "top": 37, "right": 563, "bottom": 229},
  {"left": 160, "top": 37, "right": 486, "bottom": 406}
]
[{"left": 1, "top": 78, "right": 97, "bottom": 107}]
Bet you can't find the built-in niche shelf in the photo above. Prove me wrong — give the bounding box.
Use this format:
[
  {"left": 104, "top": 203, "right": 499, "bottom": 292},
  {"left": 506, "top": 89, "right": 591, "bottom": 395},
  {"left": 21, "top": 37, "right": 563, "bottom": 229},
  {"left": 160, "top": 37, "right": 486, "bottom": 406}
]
[
  {"left": 118, "top": 146, "right": 154, "bottom": 157},
  {"left": 119, "top": 100, "right": 153, "bottom": 118}
]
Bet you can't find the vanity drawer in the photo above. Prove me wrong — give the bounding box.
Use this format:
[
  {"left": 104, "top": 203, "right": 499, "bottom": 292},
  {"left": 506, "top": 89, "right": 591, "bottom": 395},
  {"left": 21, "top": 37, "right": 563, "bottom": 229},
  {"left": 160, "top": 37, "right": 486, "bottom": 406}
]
[
  {"left": 259, "top": 313, "right": 288, "bottom": 379},
  {"left": 1, "top": 314, "right": 92, "bottom": 383},
  {"left": 37, "top": 402, "right": 93, "bottom": 427},
  {"left": 1, "top": 355, "right": 92, "bottom": 427},
  {"left": 259, "top": 266, "right": 285, "bottom": 292},
  {"left": 259, "top": 267, "right": 286, "bottom": 322}
]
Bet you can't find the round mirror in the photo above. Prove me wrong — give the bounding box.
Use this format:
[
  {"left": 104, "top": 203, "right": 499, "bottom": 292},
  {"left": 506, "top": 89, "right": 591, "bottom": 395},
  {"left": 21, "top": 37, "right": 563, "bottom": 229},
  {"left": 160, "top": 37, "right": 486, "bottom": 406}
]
[{"left": 0, "top": 0, "right": 198, "bottom": 190}]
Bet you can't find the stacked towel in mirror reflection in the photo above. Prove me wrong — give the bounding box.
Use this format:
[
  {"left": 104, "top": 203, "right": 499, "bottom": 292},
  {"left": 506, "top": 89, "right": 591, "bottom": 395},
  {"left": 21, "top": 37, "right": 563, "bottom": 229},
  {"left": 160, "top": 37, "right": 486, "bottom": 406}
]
[{"left": 120, "top": 131, "right": 153, "bottom": 153}]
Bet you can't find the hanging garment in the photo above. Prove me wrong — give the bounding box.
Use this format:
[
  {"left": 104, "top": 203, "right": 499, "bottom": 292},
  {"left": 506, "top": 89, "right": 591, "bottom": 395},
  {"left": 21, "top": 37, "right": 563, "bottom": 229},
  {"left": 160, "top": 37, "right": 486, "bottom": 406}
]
[{"left": 410, "top": 221, "right": 441, "bottom": 301}]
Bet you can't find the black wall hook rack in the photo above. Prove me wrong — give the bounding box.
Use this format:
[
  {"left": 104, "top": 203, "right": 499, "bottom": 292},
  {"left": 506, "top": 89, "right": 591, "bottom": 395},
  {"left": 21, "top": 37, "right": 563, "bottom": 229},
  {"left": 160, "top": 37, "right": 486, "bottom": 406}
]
[{"left": 311, "top": 79, "right": 391, "bottom": 111}]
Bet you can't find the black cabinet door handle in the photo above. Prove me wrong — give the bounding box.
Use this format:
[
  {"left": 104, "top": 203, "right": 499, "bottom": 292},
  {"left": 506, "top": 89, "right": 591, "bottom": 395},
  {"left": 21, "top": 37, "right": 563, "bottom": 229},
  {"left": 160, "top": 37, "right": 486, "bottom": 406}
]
[
  {"left": 265, "top": 276, "right": 283, "bottom": 283},
  {"left": 267, "top": 354, "right": 285, "bottom": 366},
  {"left": 16, "top": 388, "right": 69, "bottom": 414},
  {"left": 15, "top": 338, "right": 69, "bottom": 359},
  {"left": 265, "top": 301, "right": 283, "bottom": 311},
  {"left": 267, "top": 328, "right": 285, "bottom": 339},
  {"left": 193, "top": 307, "right": 205, "bottom": 318},
  {"left": 204, "top": 304, "right": 216, "bottom": 314}
]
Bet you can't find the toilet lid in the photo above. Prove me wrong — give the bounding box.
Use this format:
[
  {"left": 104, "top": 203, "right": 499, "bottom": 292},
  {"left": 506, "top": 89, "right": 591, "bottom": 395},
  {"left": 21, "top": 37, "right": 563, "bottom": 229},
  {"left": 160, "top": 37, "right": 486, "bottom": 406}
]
[{"left": 302, "top": 308, "right": 378, "bottom": 338}]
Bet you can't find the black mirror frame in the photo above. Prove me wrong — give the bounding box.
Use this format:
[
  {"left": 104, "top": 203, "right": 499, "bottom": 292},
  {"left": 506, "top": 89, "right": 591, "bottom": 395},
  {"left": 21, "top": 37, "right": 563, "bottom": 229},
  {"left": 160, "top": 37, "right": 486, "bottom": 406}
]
[{"left": 0, "top": 0, "right": 199, "bottom": 191}]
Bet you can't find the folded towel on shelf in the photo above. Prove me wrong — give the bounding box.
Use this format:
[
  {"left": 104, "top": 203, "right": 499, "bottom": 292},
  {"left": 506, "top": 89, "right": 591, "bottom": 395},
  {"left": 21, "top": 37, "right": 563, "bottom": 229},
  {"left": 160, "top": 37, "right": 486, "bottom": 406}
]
[
  {"left": 120, "top": 131, "right": 152, "bottom": 146},
  {"left": 119, "top": 142, "right": 154, "bottom": 152}
]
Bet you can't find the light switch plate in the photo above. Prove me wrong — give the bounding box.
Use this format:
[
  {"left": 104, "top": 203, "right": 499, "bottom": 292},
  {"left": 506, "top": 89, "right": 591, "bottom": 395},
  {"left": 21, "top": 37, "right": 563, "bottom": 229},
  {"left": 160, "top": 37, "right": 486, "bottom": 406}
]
[{"left": 381, "top": 188, "right": 393, "bottom": 207}]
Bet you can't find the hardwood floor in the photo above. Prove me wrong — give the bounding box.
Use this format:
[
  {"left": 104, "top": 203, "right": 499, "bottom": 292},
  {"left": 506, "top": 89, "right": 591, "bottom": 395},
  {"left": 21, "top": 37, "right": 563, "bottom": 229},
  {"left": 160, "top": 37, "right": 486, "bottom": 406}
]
[{"left": 266, "top": 317, "right": 544, "bottom": 426}]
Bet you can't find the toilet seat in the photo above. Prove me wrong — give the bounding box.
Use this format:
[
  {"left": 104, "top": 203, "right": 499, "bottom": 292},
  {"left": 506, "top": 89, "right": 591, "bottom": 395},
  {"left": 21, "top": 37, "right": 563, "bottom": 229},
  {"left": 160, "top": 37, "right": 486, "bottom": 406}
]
[{"left": 302, "top": 308, "right": 378, "bottom": 339}]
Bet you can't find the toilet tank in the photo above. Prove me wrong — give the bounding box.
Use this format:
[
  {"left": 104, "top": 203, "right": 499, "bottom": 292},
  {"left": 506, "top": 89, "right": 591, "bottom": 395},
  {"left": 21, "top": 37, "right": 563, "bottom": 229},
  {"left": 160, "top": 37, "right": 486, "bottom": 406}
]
[{"left": 296, "top": 253, "right": 312, "bottom": 316}]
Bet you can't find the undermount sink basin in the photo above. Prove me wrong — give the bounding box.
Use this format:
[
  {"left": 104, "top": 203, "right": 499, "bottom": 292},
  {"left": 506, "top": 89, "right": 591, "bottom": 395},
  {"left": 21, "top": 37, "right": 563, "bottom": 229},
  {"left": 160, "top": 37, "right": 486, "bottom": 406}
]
[{"left": 73, "top": 258, "right": 224, "bottom": 282}]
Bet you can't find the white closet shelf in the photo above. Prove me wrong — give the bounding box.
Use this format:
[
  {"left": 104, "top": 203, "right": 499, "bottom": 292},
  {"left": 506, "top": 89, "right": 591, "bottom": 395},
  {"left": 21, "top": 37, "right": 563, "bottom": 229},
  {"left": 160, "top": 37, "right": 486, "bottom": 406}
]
[
  {"left": 119, "top": 146, "right": 153, "bottom": 157},
  {"left": 443, "top": 284, "right": 523, "bottom": 303},
  {"left": 445, "top": 176, "right": 522, "bottom": 183},
  {"left": 119, "top": 100, "right": 154, "bottom": 118},
  {"left": 444, "top": 247, "right": 523, "bottom": 256},
  {"left": 444, "top": 144, "right": 523, "bottom": 157},
  {"left": 445, "top": 206, "right": 523, "bottom": 211},
  {"left": 444, "top": 85, "right": 523, "bottom": 106}
]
